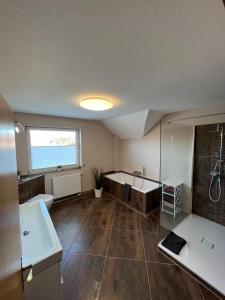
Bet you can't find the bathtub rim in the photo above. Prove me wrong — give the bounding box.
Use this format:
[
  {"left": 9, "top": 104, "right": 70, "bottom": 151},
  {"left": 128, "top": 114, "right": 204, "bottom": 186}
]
[
  {"left": 104, "top": 171, "right": 161, "bottom": 194},
  {"left": 104, "top": 170, "right": 160, "bottom": 184}
]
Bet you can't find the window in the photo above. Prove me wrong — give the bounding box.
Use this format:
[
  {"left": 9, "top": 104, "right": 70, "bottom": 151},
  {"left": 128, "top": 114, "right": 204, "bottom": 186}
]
[{"left": 27, "top": 127, "right": 81, "bottom": 173}]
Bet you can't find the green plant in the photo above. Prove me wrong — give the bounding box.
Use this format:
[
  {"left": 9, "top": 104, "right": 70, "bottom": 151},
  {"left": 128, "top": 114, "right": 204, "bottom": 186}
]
[{"left": 92, "top": 167, "right": 103, "bottom": 190}]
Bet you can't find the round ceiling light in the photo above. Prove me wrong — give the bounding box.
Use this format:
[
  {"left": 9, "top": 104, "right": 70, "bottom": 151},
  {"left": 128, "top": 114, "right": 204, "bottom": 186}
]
[{"left": 80, "top": 98, "right": 113, "bottom": 111}]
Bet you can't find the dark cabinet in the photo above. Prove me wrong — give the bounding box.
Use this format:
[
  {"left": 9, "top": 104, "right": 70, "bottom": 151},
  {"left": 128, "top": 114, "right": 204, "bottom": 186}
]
[{"left": 18, "top": 175, "right": 45, "bottom": 204}]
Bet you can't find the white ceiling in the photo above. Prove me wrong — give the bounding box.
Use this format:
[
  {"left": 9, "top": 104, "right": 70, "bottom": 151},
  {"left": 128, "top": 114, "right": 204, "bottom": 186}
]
[{"left": 0, "top": 0, "right": 225, "bottom": 120}]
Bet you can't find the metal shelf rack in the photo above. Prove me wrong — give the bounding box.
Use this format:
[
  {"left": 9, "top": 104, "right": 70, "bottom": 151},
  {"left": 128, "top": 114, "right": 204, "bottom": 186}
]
[{"left": 162, "top": 179, "right": 183, "bottom": 219}]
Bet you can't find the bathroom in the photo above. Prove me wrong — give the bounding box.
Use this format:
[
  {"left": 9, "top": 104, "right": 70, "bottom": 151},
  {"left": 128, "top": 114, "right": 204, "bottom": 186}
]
[{"left": 0, "top": 1, "right": 225, "bottom": 300}]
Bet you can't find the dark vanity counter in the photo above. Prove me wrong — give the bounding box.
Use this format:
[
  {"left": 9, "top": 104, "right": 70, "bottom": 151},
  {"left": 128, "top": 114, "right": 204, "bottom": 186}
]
[
  {"left": 18, "top": 174, "right": 45, "bottom": 204},
  {"left": 18, "top": 174, "right": 44, "bottom": 184}
]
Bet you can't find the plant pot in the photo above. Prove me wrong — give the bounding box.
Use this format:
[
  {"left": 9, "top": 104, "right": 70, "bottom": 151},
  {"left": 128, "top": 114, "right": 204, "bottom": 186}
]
[{"left": 94, "top": 188, "right": 103, "bottom": 198}]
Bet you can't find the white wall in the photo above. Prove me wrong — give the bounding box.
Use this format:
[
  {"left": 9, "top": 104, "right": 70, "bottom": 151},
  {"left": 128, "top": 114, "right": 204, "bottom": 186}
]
[
  {"left": 118, "top": 124, "right": 161, "bottom": 181},
  {"left": 14, "top": 112, "right": 114, "bottom": 193}
]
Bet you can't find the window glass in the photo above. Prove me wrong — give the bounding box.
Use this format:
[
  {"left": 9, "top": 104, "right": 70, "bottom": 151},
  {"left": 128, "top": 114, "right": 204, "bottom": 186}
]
[{"left": 28, "top": 128, "right": 80, "bottom": 172}]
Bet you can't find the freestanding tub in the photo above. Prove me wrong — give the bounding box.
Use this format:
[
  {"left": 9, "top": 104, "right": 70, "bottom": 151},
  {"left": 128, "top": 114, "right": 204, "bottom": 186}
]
[{"left": 103, "top": 172, "right": 161, "bottom": 215}]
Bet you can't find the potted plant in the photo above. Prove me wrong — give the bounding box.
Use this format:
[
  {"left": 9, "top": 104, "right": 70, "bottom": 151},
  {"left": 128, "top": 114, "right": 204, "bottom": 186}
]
[
  {"left": 92, "top": 167, "right": 103, "bottom": 198},
  {"left": 57, "top": 165, "right": 62, "bottom": 172}
]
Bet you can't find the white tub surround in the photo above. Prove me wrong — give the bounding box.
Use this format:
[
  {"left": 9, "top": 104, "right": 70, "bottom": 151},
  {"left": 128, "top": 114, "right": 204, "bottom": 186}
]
[
  {"left": 20, "top": 200, "right": 62, "bottom": 300},
  {"left": 105, "top": 172, "right": 160, "bottom": 193},
  {"left": 158, "top": 214, "right": 225, "bottom": 297}
]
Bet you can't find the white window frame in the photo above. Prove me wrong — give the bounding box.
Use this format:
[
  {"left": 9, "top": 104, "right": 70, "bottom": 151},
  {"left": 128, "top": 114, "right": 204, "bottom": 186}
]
[{"left": 27, "top": 127, "right": 81, "bottom": 174}]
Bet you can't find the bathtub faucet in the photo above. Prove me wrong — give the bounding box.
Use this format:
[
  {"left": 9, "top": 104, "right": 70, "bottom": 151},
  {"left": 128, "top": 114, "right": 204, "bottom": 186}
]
[{"left": 133, "top": 170, "right": 142, "bottom": 176}]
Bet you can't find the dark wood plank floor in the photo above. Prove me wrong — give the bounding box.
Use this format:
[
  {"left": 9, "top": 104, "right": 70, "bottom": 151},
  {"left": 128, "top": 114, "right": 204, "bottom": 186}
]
[{"left": 50, "top": 194, "right": 221, "bottom": 300}]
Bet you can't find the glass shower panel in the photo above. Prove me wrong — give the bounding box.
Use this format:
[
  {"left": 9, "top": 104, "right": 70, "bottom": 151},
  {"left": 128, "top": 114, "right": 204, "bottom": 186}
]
[{"left": 160, "top": 119, "right": 195, "bottom": 232}]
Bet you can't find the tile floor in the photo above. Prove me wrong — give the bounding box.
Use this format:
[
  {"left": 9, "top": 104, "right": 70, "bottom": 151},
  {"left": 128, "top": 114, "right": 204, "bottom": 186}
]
[{"left": 50, "top": 194, "right": 220, "bottom": 300}]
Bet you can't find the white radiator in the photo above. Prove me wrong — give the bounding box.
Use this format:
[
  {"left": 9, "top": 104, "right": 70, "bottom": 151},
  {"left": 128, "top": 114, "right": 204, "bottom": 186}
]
[{"left": 52, "top": 173, "right": 82, "bottom": 199}]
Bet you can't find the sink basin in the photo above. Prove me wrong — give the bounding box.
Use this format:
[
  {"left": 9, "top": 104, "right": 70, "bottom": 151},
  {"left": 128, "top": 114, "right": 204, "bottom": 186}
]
[{"left": 20, "top": 200, "right": 62, "bottom": 275}]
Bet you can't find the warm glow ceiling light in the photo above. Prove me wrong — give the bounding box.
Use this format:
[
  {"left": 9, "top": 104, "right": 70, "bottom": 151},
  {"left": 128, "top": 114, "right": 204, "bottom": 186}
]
[{"left": 80, "top": 98, "right": 113, "bottom": 111}]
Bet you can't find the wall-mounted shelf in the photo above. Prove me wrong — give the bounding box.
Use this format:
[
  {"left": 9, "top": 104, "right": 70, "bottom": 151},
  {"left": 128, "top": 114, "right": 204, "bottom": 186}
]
[{"left": 162, "top": 179, "right": 183, "bottom": 218}]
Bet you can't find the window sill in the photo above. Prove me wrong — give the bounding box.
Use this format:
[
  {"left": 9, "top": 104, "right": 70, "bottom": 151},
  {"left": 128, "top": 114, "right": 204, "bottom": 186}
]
[{"left": 29, "top": 166, "right": 83, "bottom": 176}]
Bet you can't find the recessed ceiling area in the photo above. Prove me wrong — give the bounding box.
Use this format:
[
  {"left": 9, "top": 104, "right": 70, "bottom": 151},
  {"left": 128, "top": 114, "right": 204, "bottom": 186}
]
[{"left": 0, "top": 0, "right": 225, "bottom": 120}]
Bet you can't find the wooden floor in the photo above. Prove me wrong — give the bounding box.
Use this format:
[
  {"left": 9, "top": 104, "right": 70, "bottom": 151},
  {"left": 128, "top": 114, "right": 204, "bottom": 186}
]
[{"left": 50, "top": 194, "right": 220, "bottom": 300}]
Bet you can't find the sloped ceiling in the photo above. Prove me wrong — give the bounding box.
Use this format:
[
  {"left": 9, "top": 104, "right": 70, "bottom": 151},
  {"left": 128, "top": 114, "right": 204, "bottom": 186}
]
[
  {"left": 0, "top": 0, "right": 225, "bottom": 120},
  {"left": 144, "top": 110, "right": 164, "bottom": 136},
  {"left": 102, "top": 110, "right": 164, "bottom": 139}
]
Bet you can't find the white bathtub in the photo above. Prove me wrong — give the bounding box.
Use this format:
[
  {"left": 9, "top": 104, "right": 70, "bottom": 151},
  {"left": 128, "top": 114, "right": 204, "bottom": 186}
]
[
  {"left": 158, "top": 214, "right": 225, "bottom": 296},
  {"left": 105, "top": 172, "right": 160, "bottom": 193}
]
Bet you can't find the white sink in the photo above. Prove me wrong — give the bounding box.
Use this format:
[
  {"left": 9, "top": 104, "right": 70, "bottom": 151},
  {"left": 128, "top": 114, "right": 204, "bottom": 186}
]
[{"left": 20, "top": 200, "right": 62, "bottom": 275}]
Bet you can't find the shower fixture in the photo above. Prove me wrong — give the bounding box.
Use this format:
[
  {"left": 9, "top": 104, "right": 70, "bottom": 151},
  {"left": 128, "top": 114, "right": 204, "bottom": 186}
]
[{"left": 209, "top": 124, "right": 224, "bottom": 203}]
